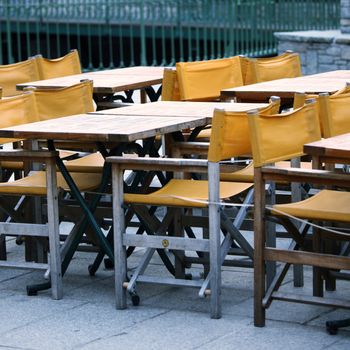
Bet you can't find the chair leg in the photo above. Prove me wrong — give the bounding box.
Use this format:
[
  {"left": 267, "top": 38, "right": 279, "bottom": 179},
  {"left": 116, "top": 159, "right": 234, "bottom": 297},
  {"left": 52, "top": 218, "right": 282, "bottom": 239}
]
[
  {"left": 208, "top": 162, "right": 221, "bottom": 319},
  {"left": 46, "top": 160, "right": 63, "bottom": 300},
  {"left": 254, "top": 169, "right": 266, "bottom": 327},
  {"left": 0, "top": 234, "right": 6, "bottom": 260},
  {"left": 312, "top": 228, "right": 323, "bottom": 298},
  {"left": 112, "top": 164, "right": 127, "bottom": 309}
]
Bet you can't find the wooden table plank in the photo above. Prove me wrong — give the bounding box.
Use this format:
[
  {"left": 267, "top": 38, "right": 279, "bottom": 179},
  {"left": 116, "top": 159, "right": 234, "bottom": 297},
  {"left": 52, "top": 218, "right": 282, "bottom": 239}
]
[
  {"left": 304, "top": 133, "right": 350, "bottom": 163},
  {"left": 221, "top": 76, "right": 349, "bottom": 102},
  {"left": 0, "top": 114, "right": 210, "bottom": 143},
  {"left": 307, "top": 70, "right": 350, "bottom": 80},
  {"left": 92, "top": 101, "right": 268, "bottom": 117},
  {"left": 17, "top": 73, "right": 163, "bottom": 94}
]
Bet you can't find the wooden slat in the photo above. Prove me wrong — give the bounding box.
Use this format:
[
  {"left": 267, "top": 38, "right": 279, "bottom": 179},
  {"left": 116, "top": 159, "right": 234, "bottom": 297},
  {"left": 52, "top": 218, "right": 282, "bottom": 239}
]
[
  {"left": 271, "top": 291, "right": 350, "bottom": 309},
  {"left": 261, "top": 166, "right": 350, "bottom": 188},
  {"left": 0, "top": 150, "right": 57, "bottom": 161},
  {"left": 136, "top": 275, "right": 203, "bottom": 288},
  {"left": 0, "top": 223, "right": 48, "bottom": 236},
  {"left": 107, "top": 156, "right": 208, "bottom": 172},
  {"left": 264, "top": 248, "right": 350, "bottom": 270},
  {"left": 123, "top": 234, "right": 210, "bottom": 252},
  {"left": 0, "top": 261, "right": 48, "bottom": 270}
]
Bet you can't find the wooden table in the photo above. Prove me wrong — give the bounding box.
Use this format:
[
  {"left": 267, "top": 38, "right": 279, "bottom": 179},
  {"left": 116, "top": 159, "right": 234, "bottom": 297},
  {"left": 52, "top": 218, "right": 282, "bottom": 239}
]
[
  {"left": 0, "top": 112, "right": 210, "bottom": 293},
  {"left": 0, "top": 113, "right": 209, "bottom": 143},
  {"left": 92, "top": 101, "right": 268, "bottom": 117},
  {"left": 307, "top": 70, "right": 350, "bottom": 80},
  {"left": 16, "top": 66, "right": 164, "bottom": 103},
  {"left": 221, "top": 75, "right": 349, "bottom": 103},
  {"left": 304, "top": 132, "right": 350, "bottom": 165}
]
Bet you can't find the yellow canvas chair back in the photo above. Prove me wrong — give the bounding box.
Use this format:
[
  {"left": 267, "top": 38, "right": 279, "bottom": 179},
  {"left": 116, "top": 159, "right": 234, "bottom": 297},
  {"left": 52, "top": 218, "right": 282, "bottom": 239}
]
[
  {"left": 293, "top": 84, "right": 350, "bottom": 137},
  {"left": 161, "top": 68, "right": 181, "bottom": 101},
  {"left": 248, "top": 101, "right": 321, "bottom": 168},
  {"left": 24, "top": 80, "right": 95, "bottom": 121},
  {"left": 176, "top": 56, "right": 244, "bottom": 101},
  {"left": 0, "top": 92, "right": 39, "bottom": 144},
  {"left": 318, "top": 83, "right": 350, "bottom": 138},
  {"left": 245, "top": 51, "right": 302, "bottom": 85},
  {"left": 208, "top": 97, "right": 280, "bottom": 163},
  {"left": 35, "top": 49, "right": 82, "bottom": 80},
  {"left": 0, "top": 58, "right": 40, "bottom": 97}
]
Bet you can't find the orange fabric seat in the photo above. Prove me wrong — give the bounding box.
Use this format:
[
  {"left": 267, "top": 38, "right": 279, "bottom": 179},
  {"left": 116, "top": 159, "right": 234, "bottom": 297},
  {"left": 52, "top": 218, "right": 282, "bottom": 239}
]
[
  {"left": 0, "top": 171, "right": 101, "bottom": 196},
  {"left": 272, "top": 190, "right": 350, "bottom": 223},
  {"left": 64, "top": 152, "right": 104, "bottom": 173},
  {"left": 125, "top": 179, "right": 252, "bottom": 208}
]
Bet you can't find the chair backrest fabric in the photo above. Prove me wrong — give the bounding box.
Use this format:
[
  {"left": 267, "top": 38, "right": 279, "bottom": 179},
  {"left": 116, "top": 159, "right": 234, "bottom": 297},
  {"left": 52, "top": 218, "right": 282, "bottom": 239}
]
[
  {"left": 293, "top": 84, "right": 350, "bottom": 138},
  {"left": 0, "top": 92, "right": 40, "bottom": 144},
  {"left": 35, "top": 50, "right": 82, "bottom": 80},
  {"left": 318, "top": 85, "right": 350, "bottom": 138},
  {"left": 176, "top": 56, "right": 244, "bottom": 101},
  {"left": 248, "top": 101, "right": 321, "bottom": 167},
  {"left": 0, "top": 58, "right": 40, "bottom": 97},
  {"left": 244, "top": 52, "right": 302, "bottom": 85},
  {"left": 161, "top": 68, "right": 181, "bottom": 101},
  {"left": 207, "top": 97, "right": 280, "bottom": 162},
  {"left": 24, "top": 80, "right": 95, "bottom": 121}
]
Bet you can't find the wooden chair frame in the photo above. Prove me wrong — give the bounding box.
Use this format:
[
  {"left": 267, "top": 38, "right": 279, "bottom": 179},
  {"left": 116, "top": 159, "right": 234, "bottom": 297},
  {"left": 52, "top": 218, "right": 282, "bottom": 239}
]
[
  {"left": 253, "top": 165, "right": 350, "bottom": 326},
  {"left": 108, "top": 156, "right": 255, "bottom": 318}
]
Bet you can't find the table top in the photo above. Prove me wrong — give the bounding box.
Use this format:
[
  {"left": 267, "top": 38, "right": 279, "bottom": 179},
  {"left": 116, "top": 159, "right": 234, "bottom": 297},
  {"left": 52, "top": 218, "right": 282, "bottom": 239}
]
[
  {"left": 16, "top": 67, "right": 164, "bottom": 94},
  {"left": 307, "top": 70, "right": 350, "bottom": 80},
  {"left": 92, "top": 101, "right": 268, "bottom": 117},
  {"left": 221, "top": 75, "right": 349, "bottom": 101},
  {"left": 0, "top": 113, "right": 210, "bottom": 143},
  {"left": 304, "top": 133, "right": 350, "bottom": 161}
]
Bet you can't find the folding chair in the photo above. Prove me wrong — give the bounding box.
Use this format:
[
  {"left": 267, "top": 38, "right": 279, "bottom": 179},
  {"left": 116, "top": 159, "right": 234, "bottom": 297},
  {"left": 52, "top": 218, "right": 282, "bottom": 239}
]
[
  {"left": 293, "top": 83, "right": 350, "bottom": 137},
  {"left": 0, "top": 92, "right": 102, "bottom": 298},
  {"left": 176, "top": 56, "right": 244, "bottom": 101},
  {"left": 109, "top": 101, "right": 286, "bottom": 317},
  {"left": 247, "top": 101, "right": 350, "bottom": 327},
  {"left": 0, "top": 58, "right": 40, "bottom": 97},
  {"left": 244, "top": 51, "right": 302, "bottom": 85},
  {"left": 35, "top": 49, "right": 82, "bottom": 80}
]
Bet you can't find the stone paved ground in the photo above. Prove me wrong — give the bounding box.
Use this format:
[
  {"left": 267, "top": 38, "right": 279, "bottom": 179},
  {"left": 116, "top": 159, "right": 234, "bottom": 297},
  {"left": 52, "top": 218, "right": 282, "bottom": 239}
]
[{"left": 0, "top": 235, "right": 350, "bottom": 350}]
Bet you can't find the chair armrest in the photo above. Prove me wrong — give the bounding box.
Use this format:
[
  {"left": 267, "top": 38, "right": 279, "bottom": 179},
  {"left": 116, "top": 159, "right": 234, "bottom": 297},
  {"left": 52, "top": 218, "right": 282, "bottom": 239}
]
[
  {"left": 261, "top": 166, "right": 350, "bottom": 188},
  {"left": 107, "top": 156, "right": 209, "bottom": 173},
  {"left": 0, "top": 150, "right": 58, "bottom": 161}
]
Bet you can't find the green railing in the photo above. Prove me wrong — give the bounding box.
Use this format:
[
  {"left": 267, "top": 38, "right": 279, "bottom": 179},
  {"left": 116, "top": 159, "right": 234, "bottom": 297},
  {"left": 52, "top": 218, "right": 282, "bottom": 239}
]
[{"left": 0, "top": 0, "right": 340, "bottom": 69}]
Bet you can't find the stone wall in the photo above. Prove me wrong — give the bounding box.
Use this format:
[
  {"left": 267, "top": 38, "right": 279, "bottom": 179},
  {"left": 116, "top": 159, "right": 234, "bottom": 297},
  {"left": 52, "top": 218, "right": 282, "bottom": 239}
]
[
  {"left": 275, "top": 1, "right": 350, "bottom": 75},
  {"left": 275, "top": 30, "right": 350, "bottom": 75}
]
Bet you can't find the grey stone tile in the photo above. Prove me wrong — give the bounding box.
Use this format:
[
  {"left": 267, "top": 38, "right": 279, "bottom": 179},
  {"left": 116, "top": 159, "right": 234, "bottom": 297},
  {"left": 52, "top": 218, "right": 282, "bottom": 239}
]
[
  {"left": 78, "top": 310, "right": 250, "bottom": 350},
  {"left": 0, "top": 302, "right": 166, "bottom": 350},
  {"left": 0, "top": 294, "right": 85, "bottom": 335},
  {"left": 196, "top": 320, "right": 341, "bottom": 350},
  {"left": 324, "top": 338, "right": 350, "bottom": 349},
  {"left": 229, "top": 296, "right": 329, "bottom": 324}
]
